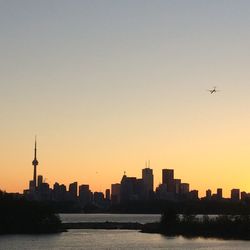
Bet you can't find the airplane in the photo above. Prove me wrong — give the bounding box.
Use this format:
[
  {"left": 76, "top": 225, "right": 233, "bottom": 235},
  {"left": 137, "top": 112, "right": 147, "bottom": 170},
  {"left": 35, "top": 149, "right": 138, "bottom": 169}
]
[{"left": 207, "top": 86, "right": 219, "bottom": 94}]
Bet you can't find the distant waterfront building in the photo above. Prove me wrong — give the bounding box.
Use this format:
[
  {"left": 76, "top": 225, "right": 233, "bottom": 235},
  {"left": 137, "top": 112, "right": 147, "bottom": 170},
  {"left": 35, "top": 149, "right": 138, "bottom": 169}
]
[
  {"left": 37, "top": 175, "right": 43, "bottom": 188},
  {"left": 189, "top": 190, "right": 199, "bottom": 200},
  {"left": 241, "top": 191, "right": 250, "bottom": 201},
  {"left": 53, "top": 182, "right": 67, "bottom": 201},
  {"left": 93, "top": 192, "right": 105, "bottom": 203},
  {"left": 69, "top": 182, "right": 78, "bottom": 199},
  {"left": 111, "top": 183, "right": 121, "bottom": 204},
  {"left": 136, "top": 178, "right": 147, "bottom": 200},
  {"left": 79, "top": 184, "right": 92, "bottom": 206},
  {"left": 206, "top": 189, "right": 212, "bottom": 199},
  {"left": 162, "top": 169, "right": 175, "bottom": 192},
  {"left": 231, "top": 189, "right": 240, "bottom": 201},
  {"left": 174, "top": 179, "right": 181, "bottom": 194},
  {"left": 105, "top": 189, "right": 110, "bottom": 200},
  {"left": 180, "top": 183, "right": 189, "bottom": 194},
  {"left": 120, "top": 174, "right": 137, "bottom": 202},
  {"left": 29, "top": 180, "right": 36, "bottom": 192},
  {"left": 142, "top": 168, "right": 154, "bottom": 197},
  {"left": 155, "top": 183, "right": 175, "bottom": 200},
  {"left": 217, "top": 188, "right": 223, "bottom": 200},
  {"left": 38, "top": 182, "right": 51, "bottom": 201}
]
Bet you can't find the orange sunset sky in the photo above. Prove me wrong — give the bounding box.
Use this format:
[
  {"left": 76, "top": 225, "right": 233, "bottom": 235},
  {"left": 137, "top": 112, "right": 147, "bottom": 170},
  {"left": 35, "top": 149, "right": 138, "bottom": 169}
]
[{"left": 1, "top": 1, "right": 250, "bottom": 198}]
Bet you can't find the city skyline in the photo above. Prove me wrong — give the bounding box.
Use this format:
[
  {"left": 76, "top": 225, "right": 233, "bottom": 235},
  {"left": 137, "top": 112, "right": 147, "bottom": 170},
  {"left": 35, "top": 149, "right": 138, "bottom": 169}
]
[
  {"left": 19, "top": 138, "right": 249, "bottom": 200},
  {"left": 24, "top": 137, "right": 247, "bottom": 205},
  {"left": 1, "top": 1, "right": 250, "bottom": 197}
]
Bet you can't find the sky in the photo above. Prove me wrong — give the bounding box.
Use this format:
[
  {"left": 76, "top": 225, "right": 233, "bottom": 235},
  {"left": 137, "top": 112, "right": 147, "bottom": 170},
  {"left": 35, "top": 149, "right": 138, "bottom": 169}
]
[{"left": 1, "top": 1, "right": 250, "bottom": 197}]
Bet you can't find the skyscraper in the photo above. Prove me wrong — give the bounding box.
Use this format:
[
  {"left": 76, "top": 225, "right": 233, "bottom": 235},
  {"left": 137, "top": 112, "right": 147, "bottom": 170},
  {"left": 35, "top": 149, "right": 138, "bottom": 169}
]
[
  {"left": 231, "top": 189, "right": 240, "bottom": 201},
  {"left": 105, "top": 189, "right": 111, "bottom": 200},
  {"left": 142, "top": 168, "right": 154, "bottom": 196},
  {"left": 206, "top": 189, "right": 212, "bottom": 199},
  {"left": 32, "top": 138, "right": 39, "bottom": 189},
  {"left": 111, "top": 183, "right": 121, "bottom": 204},
  {"left": 217, "top": 188, "right": 223, "bottom": 200},
  {"left": 180, "top": 183, "right": 190, "bottom": 194},
  {"left": 69, "top": 182, "right": 78, "bottom": 199},
  {"left": 79, "top": 184, "right": 92, "bottom": 206},
  {"left": 174, "top": 179, "right": 181, "bottom": 194},
  {"left": 162, "top": 169, "right": 174, "bottom": 192},
  {"left": 37, "top": 175, "right": 43, "bottom": 188}
]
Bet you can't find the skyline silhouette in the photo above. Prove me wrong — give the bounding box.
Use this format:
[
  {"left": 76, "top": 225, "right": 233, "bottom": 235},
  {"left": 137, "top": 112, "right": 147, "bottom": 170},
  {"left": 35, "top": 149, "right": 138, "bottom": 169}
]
[{"left": 21, "top": 138, "right": 248, "bottom": 202}]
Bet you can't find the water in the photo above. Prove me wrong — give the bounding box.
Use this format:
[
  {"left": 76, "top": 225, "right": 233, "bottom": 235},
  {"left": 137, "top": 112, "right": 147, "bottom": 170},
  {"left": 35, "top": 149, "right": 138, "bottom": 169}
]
[
  {"left": 59, "top": 213, "right": 161, "bottom": 224},
  {"left": 0, "top": 214, "right": 249, "bottom": 249},
  {"left": 59, "top": 213, "right": 218, "bottom": 224},
  {"left": 0, "top": 229, "right": 249, "bottom": 250}
]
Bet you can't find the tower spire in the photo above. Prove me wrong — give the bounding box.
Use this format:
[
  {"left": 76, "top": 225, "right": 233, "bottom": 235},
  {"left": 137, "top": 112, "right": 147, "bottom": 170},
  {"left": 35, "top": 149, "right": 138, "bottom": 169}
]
[
  {"left": 34, "top": 135, "right": 37, "bottom": 160},
  {"left": 32, "top": 136, "right": 39, "bottom": 188}
]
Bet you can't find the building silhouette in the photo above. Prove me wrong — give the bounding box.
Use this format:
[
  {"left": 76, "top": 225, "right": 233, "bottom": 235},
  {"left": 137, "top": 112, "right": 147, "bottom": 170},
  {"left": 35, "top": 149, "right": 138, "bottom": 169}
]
[
  {"left": 180, "top": 183, "right": 189, "bottom": 194},
  {"left": 174, "top": 179, "right": 181, "bottom": 194},
  {"left": 206, "top": 189, "right": 212, "bottom": 200},
  {"left": 79, "top": 184, "right": 92, "bottom": 206},
  {"left": 69, "top": 182, "right": 78, "bottom": 198},
  {"left": 23, "top": 142, "right": 250, "bottom": 208},
  {"left": 32, "top": 138, "right": 39, "bottom": 190},
  {"left": 217, "top": 188, "right": 223, "bottom": 200},
  {"left": 142, "top": 167, "right": 154, "bottom": 199},
  {"left": 120, "top": 174, "right": 137, "bottom": 202},
  {"left": 111, "top": 183, "right": 120, "bottom": 204},
  {"left": 231, "top": 189, "right": 240, "bottom": 201},
  {"left": 37, "top": 175, "right": 43, "bottom": 188},
  {"left": 105, "top": 189, "right": 110, "bottom": 200},
  {"left": 189, "top": 190, "right": 199, "bottom": 200},
  {"left": 162, "top": 169, "right": 175, "bottom": 192}
]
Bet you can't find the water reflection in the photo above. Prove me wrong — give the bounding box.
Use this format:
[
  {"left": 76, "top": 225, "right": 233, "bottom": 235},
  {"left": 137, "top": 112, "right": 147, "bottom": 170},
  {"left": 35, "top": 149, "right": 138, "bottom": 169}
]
[{"left": 0, "top": 229, "right": 249, "bottom": 250}]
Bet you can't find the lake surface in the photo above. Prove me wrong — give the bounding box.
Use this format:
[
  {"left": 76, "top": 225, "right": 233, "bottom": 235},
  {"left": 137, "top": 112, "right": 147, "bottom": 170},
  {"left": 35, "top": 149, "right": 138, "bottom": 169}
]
[
  {"left": 0, "top": 229, "right": 249, "bottom": 250},
  {"left": 59, "top": 213, "right": 218, "bottom": 224},
  {"left": 59, "top": 213, "right": 161, "bottom": 224},
  {"left": 0, "top": 214, "right": 249, "bottom": 249}
]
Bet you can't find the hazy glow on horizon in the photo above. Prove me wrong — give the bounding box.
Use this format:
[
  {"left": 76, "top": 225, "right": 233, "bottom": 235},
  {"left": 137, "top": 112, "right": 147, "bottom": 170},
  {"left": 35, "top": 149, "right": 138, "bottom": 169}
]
[{"left": 1, "top": 1, "right": 250, "bottom": 197}]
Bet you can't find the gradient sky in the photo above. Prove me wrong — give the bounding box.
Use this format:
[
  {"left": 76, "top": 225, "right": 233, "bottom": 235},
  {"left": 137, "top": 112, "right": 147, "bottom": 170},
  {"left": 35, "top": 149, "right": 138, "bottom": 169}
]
[{"left": 1, "top": 1, "right": 250, "bottom": 197}]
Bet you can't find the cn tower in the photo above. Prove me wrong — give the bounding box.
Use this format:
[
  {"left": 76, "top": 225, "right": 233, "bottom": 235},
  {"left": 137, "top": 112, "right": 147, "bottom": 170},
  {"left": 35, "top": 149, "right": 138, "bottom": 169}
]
[{"left": 32, "top": 137, "right": 39, "bottom": 188}]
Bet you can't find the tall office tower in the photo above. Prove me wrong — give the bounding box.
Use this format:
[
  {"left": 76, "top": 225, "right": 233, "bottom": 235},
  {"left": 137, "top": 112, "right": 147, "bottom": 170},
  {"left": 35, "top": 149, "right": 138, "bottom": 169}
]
[
  {"left": 174, "top": 179, "right": 181, "bottom": 194},
  {"left": 189, "top": 190, "right": 199, "bottom": 200},
  {"left": 217, "top": 188, "right": 223, "bottom": 200},
  {"left": 32, "top": 138, "right": 39, "bottom": 189},
  {"left": 105, "top": 189, "right": 111, "bottom": 200},
  {"left": 120, "top": 175, "right": 137, "bottom": 202},
  {"left": 180, "top": 183, "right": 190, "bottom": 194},
  {"left": 206, "top": 189, "right": 212, "bottom": 199},
  {"left": 69, "top": 182, "right": 78, "bottom": 198},
  {"left": 79, "top": 184, "right": 92, "bottom": 205},
  {"left": 93, "top": 192, "right": 105, "bottom": 203},
  {"left": 29, "top": 180, "right": 35, "bottom": 192},
  {"left": 231, "top": 189, "right": 240, "bottom": 201},
  {"left": 162, "top": 169, "right": 174, "bottom": 192},
  {"left": 111, "top": 183, "right": 121, "bottom": 204},
  {"left": 37, "top": 175, "right": 43, "bottom": 188},
  {"left": 142, "top": 168, "right": 154, "bottom": 195}
]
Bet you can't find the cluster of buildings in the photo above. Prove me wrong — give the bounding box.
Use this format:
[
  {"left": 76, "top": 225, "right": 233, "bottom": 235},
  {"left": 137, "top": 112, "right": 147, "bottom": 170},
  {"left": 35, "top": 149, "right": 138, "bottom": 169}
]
[
  {"left": 202, "top": 188, "right": 250, "bottom": 202},
  {"left": 111, "top": 167, "right": 197, "bottom": 203},
  {"left": 24, "top": 140, "right": 250, "bottom": 207}
]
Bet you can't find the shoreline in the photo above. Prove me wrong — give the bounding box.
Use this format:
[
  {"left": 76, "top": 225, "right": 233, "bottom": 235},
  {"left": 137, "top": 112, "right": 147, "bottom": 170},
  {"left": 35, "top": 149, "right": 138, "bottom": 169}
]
[{"left": 62, "top": 222, "right": 143, "bottom": 230}]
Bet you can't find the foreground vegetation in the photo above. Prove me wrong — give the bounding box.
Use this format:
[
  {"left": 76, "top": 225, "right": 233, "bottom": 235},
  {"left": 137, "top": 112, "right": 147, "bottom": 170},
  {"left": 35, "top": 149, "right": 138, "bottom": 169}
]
[
  {"left": 142, "top": 210, "right": 250, "bottom": 240},
  {"left": 0, "top": 191, "right": 63, "bottom": 234}
]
